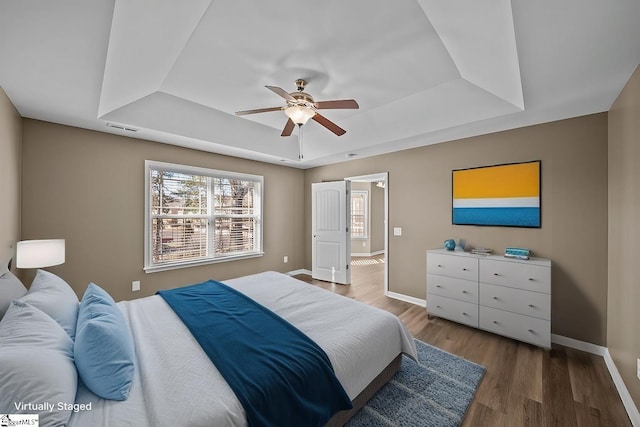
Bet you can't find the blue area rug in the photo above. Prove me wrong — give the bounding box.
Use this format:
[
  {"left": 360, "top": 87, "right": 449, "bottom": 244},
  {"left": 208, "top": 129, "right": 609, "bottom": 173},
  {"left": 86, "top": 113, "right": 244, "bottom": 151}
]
[{"left": 346, "top": 339, "right": 485, "bottom": 427}]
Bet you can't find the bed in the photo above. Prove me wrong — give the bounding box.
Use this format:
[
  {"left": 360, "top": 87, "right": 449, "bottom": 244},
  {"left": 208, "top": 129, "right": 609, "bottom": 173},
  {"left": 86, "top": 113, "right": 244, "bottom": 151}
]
[{"left": 0, "top": 269, "right": 416, "bottom": 426}]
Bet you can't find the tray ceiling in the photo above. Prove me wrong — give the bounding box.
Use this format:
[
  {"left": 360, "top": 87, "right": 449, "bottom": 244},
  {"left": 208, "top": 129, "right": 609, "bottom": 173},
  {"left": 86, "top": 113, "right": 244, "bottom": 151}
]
[{"left": 1, "top": 0, "right": 638, "bottom": 168}]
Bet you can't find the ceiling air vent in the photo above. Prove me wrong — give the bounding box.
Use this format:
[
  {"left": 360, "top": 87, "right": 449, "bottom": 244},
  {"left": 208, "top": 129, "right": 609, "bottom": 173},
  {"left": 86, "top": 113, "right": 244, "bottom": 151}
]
[{"left": 106, "top": 122, "right": 139, "bottom": 133}]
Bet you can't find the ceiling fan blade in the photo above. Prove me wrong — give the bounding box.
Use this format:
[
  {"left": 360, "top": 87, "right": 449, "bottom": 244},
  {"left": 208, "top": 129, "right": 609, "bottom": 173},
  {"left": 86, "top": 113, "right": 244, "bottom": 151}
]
[
  {"left": 265, "top": 85, "right": 296, "bottom": 102},
  {"left": 315, "top": 99, "right": 359, "bottom": 110},
  {"left": 235, "top": 106, "right": 283, "bottom": 116},
  {"left": 312, "top": 113, "right": 346, "bottom": 136},
  {"left": 281, "top": 119, "right": 295, "bottom": 137}
]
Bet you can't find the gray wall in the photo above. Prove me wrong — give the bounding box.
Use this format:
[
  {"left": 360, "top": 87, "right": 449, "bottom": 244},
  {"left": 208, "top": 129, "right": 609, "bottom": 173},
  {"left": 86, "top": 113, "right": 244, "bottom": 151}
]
[
  {"left": 370, "top": 183, "right": 385, "bottom": 253},
  {"left": 21, "top": 119, "right": 306, "bottom": 301},
  {"left": 607, "top": 65, "right": 640, "bottom": 409},
  {"left": 305, "top": 113, "right": 609, "bottom": 346},
  {"left": 0, "top": 86, "right": 21, "bottom": 272}
]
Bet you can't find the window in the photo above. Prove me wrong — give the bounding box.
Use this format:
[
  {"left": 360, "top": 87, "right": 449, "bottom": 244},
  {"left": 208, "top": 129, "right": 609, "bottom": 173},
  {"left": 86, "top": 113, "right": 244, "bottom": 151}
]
[
  {"left": 144, "top": 160, "right": 263, "bottom": 272},
  {"left": 351, "top": 190, "right": 368, "bottom": 239}
]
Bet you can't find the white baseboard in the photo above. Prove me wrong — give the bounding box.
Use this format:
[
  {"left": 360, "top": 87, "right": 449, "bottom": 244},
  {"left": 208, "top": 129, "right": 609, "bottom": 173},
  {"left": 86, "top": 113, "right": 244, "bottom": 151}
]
[
  {"left": 351, "top": 250, "right": 385, "bottom": 257},
  {"left": 603, "top": 349, "right": 640, "bottom": 426},
  {"left": 551, "top": 333, "right": 607, "bottom": 356},
  {"left": 286, "top": 269, "right": 311, "bottom": 276},
  {"left": 552, "top": 334, "right": 640, "bottom": 426},
  {"left": 385, "top": 291, "right": 426, "bottom": 307}
]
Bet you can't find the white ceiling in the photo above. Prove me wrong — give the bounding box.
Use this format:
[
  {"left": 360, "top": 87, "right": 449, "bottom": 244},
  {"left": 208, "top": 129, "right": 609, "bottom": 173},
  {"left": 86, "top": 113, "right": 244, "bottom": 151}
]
[{"left": 1, "top": 0, "right": 638, "bottom": 168}]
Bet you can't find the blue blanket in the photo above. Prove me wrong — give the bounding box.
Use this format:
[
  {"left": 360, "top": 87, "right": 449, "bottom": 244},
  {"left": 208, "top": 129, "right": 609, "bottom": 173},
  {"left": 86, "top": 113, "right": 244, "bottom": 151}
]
[{"left": 158, "top": 280, "right": 352, "bottom": 427}]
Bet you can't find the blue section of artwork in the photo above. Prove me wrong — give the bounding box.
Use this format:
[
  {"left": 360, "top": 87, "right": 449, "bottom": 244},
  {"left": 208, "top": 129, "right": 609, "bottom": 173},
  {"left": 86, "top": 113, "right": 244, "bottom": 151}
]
[{"left": 453, "top": 207, "right": 540, "bottom": 227}]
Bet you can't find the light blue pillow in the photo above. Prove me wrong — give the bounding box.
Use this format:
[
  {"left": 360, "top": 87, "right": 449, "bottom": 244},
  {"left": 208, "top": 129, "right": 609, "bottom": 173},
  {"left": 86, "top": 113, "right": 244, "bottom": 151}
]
[
  {"left": 74, "top": 283, "right": 135, "bottom": 401},
  {"left": 20, "top": 269, "right": 79, "bottom": 339}
]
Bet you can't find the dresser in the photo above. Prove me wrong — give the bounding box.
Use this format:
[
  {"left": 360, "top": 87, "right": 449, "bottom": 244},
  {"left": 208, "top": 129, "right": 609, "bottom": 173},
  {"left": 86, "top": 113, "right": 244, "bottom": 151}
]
[{"left": 426, "top": 249, "right": 551, "bottom": 348}]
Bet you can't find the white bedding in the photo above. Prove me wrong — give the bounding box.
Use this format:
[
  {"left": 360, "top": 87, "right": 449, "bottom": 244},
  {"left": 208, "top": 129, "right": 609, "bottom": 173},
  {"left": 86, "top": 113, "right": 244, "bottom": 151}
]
[{"left": 69, "top": 271, "right": 416, "bottom": 427}]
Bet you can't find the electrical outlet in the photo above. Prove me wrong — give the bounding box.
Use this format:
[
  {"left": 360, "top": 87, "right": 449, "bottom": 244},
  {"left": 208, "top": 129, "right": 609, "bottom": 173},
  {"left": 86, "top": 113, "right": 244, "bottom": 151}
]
[
  {"left": 283, "top": 256, "right": 288, "bottom": 263},
  {"left": 132, "top": 280, "right": 140, "bottom": 292},
  {"left": 637, "top": 358, "right": 640, "bottom": 380},
  {"left": 393, "top": 227, "right": 402, "bottom": 236}
]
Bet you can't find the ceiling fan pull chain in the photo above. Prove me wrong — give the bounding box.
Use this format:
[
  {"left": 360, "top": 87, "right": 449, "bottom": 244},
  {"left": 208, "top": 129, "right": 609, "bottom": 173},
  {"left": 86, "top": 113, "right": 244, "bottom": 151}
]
[{"left": 298, "top": 124, "right": 304, "bottom": 160}]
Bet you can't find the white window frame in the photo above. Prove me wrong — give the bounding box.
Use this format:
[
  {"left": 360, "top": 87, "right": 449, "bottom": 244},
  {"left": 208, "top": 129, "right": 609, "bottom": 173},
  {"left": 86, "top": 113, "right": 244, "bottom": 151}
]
[
  {"left": 144, "top": 160, "right": 263, "bottom": 273},
  {"left": 351, "top": 190, "right": 369, "bottom": 240}
]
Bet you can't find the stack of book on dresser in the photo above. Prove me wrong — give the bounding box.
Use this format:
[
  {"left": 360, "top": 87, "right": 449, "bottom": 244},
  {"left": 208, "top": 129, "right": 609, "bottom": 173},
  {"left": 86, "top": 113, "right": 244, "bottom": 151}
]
[
  {"left": 504, "top": 247, "right": 531, "bottom": 260},
  {"left": 470, "top": 247, "right": 492, "bottom": 256}
]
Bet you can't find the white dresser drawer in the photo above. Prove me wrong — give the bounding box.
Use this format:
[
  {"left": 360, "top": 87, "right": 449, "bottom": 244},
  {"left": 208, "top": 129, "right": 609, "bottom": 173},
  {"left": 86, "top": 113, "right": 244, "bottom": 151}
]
[
  {"left": 479, "top": 283, "right": 550, "bottom": 320},
  {"left": 479, "top": 258, "right": 550, "bottom": 293},
  {"left": 427, "top": 294, "right": 478, "bottom": 328},
  {"left": 427, "top": 252, "right": 478, "bottom": 282},
  {"left": 427, "top": 274, "right": 477, "bottom": 304},
  {"left": 479, "top": 306, "right": 550, "bottom": 348}
]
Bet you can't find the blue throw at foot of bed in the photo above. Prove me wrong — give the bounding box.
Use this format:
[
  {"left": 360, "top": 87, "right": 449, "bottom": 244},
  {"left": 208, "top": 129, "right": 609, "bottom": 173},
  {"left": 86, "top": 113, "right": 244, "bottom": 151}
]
[{"left": 158, "top": 280, "right": 352, "bottom": 427}]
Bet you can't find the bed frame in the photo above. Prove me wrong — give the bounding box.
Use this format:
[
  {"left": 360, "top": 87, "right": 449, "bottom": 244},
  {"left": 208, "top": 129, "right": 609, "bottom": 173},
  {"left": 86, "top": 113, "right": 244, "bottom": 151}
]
[{"left": 325, "top": 354, "right": 402, "bottom": 426}]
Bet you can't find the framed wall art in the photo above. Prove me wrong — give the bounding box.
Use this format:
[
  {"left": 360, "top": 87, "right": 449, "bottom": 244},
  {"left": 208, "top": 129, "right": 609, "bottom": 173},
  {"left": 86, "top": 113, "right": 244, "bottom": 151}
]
[{"left": 452, "top": 160, "right": 541, "bottom": 228}]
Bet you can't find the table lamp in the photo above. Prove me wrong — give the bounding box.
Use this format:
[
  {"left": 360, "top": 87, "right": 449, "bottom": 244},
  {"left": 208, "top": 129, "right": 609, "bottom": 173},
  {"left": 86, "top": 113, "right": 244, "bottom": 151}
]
[{"left": 16, "top": 239, "right": 65, "bottom": 268}]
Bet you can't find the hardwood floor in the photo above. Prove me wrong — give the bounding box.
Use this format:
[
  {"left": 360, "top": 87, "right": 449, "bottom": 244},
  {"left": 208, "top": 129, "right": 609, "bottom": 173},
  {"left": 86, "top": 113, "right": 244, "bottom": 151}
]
[{"left": 296, "top": 255, "right": 631, "bottom": 427}]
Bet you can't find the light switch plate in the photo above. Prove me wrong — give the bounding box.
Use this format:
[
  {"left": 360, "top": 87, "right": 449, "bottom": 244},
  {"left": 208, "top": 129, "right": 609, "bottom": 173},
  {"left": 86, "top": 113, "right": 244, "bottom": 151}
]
[
  {"left": 132, "top": 280, "right": 140, "bottom": 292},
  {"left": 637, "top": 358, "right": 640, "bottom": 380},
  {"left": 393, "top": 227, "right": 402, "bottom": 236}
]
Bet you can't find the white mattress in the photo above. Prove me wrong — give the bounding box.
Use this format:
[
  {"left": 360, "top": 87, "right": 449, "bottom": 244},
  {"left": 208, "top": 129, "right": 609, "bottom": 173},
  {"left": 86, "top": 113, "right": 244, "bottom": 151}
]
[{"left": 69, "top": 271, "right": 416, "bottom": 427}]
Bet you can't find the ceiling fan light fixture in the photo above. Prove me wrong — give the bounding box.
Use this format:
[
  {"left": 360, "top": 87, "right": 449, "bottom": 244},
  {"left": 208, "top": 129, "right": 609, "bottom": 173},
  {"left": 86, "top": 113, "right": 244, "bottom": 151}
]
[{"left": 284, "top": 105, "right": 315, "bottom": 125}]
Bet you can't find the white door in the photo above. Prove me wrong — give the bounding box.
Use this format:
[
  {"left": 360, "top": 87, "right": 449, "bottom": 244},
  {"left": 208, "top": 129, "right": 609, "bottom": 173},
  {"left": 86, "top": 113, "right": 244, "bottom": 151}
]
[{"left": 312, "top": 181, "right": 351, "bottom": 284}]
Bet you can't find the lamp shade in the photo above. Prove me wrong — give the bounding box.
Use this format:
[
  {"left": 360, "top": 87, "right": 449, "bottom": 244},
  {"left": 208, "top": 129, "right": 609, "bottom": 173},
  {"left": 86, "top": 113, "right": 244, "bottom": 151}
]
[
  {"left": 284, "top": 105, "right": 315, "bottom": 125},
  {"left": 16, "top": 239, "right": 66, "bottom": 268}
]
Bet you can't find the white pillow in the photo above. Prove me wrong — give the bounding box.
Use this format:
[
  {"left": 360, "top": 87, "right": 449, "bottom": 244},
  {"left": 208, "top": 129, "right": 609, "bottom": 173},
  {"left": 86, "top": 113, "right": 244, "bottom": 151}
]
[
  {"left": 0, "top": 300, "right": 78, "bottom": 426},
  {"left": 0, "top": 270, "right": 27, "bottom": 319},
  {"left": 20, "top": 269, "right": 79, "bottom": 339}
]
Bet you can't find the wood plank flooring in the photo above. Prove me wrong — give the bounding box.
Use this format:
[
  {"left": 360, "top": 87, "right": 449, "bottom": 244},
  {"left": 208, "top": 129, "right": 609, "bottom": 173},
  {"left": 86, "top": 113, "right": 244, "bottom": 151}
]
[{"left": 295, "top": 255, "right": 631, "bottom": 427}]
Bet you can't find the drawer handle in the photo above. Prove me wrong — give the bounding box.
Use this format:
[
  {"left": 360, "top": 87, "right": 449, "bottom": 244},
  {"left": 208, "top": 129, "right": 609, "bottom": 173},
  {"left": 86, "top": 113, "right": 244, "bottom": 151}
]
[
  {"left": 436, "top": 285, "right": 442, "bottom": 288},
  {"left": 436, "top": 305, "right": 441, "bottom": 309},
  {"left": 492, "top": 296, "right": 499, "bottom": 300},
  {"left": 462, "top": 268, "right": 468, "bottom": 271},
  {"left": 493, "top": 273, "right": 499, "bottom": 276},
  {"left": 492, "top": 320, "right": 498, "bottom": 324},
  {"left": 528, "top": 329, "right": 535, "bottom": 333},
  {"left": 462, "top": 312, "right": 468, "bottom": 316},
  {"left": 528, "top": 278, "right": 535, "bottom": 281},
  {"left": 462, "top": 290, "right": 468, "bottom": 294},
  {"left": 528, "top": 304, "right": 535, "bottom": 308},
  {"left": 437, "top": 264, "right": 443, "bottom": 268}
]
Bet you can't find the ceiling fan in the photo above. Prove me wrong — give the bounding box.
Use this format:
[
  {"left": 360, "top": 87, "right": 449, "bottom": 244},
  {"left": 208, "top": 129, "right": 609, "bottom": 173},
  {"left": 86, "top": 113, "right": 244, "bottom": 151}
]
[{"left": 235, "top": 79, "right": 359, "bottom": 137}]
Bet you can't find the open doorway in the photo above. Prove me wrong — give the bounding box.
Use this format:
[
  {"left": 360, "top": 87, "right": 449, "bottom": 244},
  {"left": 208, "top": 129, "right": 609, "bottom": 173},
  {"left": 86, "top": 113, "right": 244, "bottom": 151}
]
[{"left": 345, "top": 173, "right": 388, "bottom": 294}]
